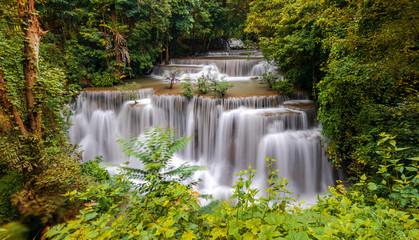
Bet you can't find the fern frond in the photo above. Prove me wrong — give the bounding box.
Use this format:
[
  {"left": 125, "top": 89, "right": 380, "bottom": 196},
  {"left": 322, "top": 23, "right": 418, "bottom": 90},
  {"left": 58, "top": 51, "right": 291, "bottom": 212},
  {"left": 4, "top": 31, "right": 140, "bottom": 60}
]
[{"left": 117, "top": 127, "right": 204, "bottom": 193}]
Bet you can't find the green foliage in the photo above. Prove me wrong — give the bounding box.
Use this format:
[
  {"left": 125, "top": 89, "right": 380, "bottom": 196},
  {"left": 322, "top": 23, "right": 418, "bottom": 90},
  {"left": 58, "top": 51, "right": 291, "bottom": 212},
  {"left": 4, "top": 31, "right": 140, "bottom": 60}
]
[
  {"left": 35, "top": 0, "right": 243, "bottom": 86},
  {"left": 180, "top": 78, "right": 194, "bottom": 98},
  {"left": 311, "top": 183, "right": 419, "bottom": 239},
  {"left": 196, "top": 75, "right": 212, "bottom": 94},
  {"left": 114, "top": 81, "right": 142, "bottom": 102},
  {"left": 81, "top": 157, "right": 111, "bottom": 182},
  {"left": 0, "top": 222, "right": 28, "bottom": 240},
  {"left": 212, "top": 80, "right": 233, "bottom": 98},
  {"left": 246, "top": 0, "right": 418, "bottom": 177},
  {"left": 0, "top": 137, "right": 88, "bottom": 225},
  {"left": 272, "top": 80, "right": 293, "bottom": 96},
  {"left": 118, "top": 127, "right": 203, "bottom": 192},
  {"left": 64, "top": 173, "right": 132, "bottom": 214},
  {"left": 315, "top": 0, "right": 418, "bottom": 173},
  {"left": 246, "top": 0, "right": 327, "bottom": 93},
  {"left": 259, "top": 71, "right": 281, "bottom": 89},
  {"left": 195, "top": 71, "right": 233, "bottom": 98},
  {"left": 90, "top": 71, "right": 119, "bottom": 87},
  {"left": 44, "top": 151, "right": 419, "bottom": 239},
  {"left": 260, "top": 71, "right": 293, "bottom": 96},
  {"left": 0, "top": 171, "right": 22, "bottom": 224},
  {"left": 0, "top": 2, "right": 88, "bottom": 230},
  {"left": 44, "top": 179, "right": 203, "bottom": 240},
  {"left": 353, "top": 133, "right": 418, "bottom": 212}
]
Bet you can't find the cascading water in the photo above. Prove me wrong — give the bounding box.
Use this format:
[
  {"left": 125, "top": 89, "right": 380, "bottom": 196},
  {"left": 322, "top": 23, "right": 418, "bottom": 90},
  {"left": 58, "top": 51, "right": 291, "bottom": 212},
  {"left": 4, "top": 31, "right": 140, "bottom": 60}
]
[
  {"left": 169, "top": 58, "right": 262, "bottom": 77},
  {"left": 70, "top": 89, "right": 336, "bottom": 202},
  {"left": 151, "top": 50, "right": 272, "bottom": 80},
  {"left": 70, "top": 50, "right": 336, "bottom": 202}
]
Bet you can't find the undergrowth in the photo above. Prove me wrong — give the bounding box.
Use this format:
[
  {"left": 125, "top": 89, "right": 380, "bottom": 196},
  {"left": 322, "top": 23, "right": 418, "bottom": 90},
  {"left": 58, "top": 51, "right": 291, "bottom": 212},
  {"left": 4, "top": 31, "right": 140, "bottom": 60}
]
[{"left": 6, "top": 132, "right": 415, "bottom": 239}]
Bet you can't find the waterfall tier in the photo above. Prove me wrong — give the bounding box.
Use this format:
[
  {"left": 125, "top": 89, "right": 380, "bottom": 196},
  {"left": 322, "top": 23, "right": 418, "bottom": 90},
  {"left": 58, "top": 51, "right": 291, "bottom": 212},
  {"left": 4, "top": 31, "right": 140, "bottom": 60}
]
[
  {"left": 152, "top": 58, "right": 270, "bottom": 79},
  {"left": 70, "top": 90, "right": 336, "bottom": 200}
]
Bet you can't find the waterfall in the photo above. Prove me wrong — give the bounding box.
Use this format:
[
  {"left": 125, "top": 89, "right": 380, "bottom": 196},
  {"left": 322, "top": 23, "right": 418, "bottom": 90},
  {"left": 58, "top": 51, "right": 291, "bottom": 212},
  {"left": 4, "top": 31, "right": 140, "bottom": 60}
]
[
  {"left": 70, "top": 90, "right": 336, "bottom": 201},
  {"left": 170, "top": 58, "right": 262, "bottom": 77},
  {"left": 152, "top": 58, "right": 264, "bottom": 78}
]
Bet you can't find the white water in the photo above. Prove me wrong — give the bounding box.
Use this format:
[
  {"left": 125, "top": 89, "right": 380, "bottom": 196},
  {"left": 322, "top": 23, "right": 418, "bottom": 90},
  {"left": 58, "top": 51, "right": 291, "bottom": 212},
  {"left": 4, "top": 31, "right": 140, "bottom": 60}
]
[
  {"left": 69, "top": 89, "right": 336, "bottom": 202},
  {"left": 151, "top": 50, "right": 272, "bottom": 81}
]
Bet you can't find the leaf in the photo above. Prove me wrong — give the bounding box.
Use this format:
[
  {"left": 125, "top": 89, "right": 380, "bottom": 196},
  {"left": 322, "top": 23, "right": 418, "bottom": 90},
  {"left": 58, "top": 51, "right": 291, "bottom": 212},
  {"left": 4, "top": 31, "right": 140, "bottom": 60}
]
[
  {"left": 43, "top": 226, "right": 63, "bottom": 237},
  {"left": 395, "top": 166, "right": 404, "bottom": 173},
  {"left": 286, "top": 231, "right": 311, "bottom": 240},
  {"left": 264, "top": 212, "right": 284, "bottom": 225},
  {"left": 228, "top": 221, "right": 241, "bottom": 239},
  {"left": 84, "top": 212, "right": 98, "bottom": 221},
  {"left": 185, "top": 223, "right": 198, "bottom": 231},
  {"left": 210, "top": 227, "right": 227, "bottom": 239},
  {"left": 367, "top": 183, "right": 377, "bottom": 191},
  {"left": 85, "top": 231, "right": 99, "bottom": 239},
  {"left": 181, "top": 230, "right": 196, "bottom": 240},
  {"left": 405, "top": 167, "right": 417, "bottom": 172}
]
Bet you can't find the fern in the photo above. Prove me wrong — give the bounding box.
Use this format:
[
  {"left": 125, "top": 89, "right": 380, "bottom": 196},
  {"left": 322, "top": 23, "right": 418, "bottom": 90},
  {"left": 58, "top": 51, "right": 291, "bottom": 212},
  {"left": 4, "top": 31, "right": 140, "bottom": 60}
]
[{"left": 117, "top": 127, "right": 204, "bottom": 193}]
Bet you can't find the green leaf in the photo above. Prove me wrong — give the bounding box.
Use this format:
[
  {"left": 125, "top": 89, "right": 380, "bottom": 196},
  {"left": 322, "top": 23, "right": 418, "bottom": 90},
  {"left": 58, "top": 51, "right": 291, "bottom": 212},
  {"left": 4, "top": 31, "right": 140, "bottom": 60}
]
[
  {"left": 405, "top": 167, "right": 417, "bottom": 172},
  {"left": 367, "top": 183, "right": 377, "bottom": 191},
  {"left": 228, "top": 221, "right": 241, "bottom": 239},
  {"left": 85, "top": 231, "right": 99, "bottom": 239},
  {"left": 84, "top": 212, "right": 98, "bottom": 221},
  {"left": 185, "top": 224, "right": 198, "bottom": 231},
  {"left": 181, "top": 230, "right": 196, "bottom": 240},
  {"left": 264, "top": 212, "right": 284, "bottom": 225},
  {"left": 395, "top": 166, "right": 404, "bottom": 173},
  {"left": 286, "top": 231, "right": 310, "bottom": 240}
]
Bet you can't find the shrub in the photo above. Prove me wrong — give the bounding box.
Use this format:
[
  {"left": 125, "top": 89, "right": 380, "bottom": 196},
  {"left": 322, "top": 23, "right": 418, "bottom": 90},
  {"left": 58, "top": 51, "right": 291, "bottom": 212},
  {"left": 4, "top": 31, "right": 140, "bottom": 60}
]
[
  {"left": 44, "top": 135, "right": 419, "bottom": 239},
  {"left": 212, "top": 81, "right": 233, "bottom": 98},
  {"left": 80, "top": 157, "right": 111, "bottom": 182},
  {"left": 0, "top": 137, "right": 88, "bottom": 226},
  {"left": 259, "top": 71, "right": 281, "bottom": 89},
  {"left": 195, "top": 71, "right": 232, "bottom": 98},
  {"left": 196, "top": 76, "right": 212, "bottom": 94},
  {"left": 272, "top": 79, "right": 293, "bottom": 95},
  {"left": 180, "top": 78, "right": 194, "bottom": 98},
  {"left": 353, "top": 133, "right": 419, "bottom": 211},
  {"left": 114, "top": 81, "right": 142, "bottom": 103},
  {"left": 90, "top": 71, "right": 119, "bottom": 87},
  {"left": 0, "top": 171, "right": 22, "bottom": 224}
]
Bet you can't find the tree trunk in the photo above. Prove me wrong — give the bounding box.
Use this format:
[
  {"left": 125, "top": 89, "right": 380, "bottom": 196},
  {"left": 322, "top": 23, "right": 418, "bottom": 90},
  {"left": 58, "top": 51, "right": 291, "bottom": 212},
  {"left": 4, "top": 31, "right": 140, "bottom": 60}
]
[
  {"left": 165, "top": 38, "right": 169, "bottom": 65},
  {"left": 18, "top": 0, "right": 46, "bottom": 139},
  {"left": 206, "top": 38, "right": 211, "bottom": 51},
  {"left": 312, "top": 61, "right": 316, "bottom": 101},
  {"left": 110, "top": 3, "right": 120, "bottom": 74}
]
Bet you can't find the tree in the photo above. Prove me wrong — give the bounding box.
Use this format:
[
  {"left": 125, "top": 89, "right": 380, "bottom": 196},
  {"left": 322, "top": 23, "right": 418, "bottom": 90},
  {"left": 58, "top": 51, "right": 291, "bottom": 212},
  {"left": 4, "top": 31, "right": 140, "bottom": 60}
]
[
  {"left": 0, "top": 0, "right": 46, "bottom": 139},
  {"left": 317, "top": 0, "right": 418, "bottom": 174},
  {"left": 246, "top": 0, "right": 328, "bottom": 98},
  {"left": 0, "top": 0, "right": 87, "bottom": 231},
  {"left": 245, "top": 0, "right": 418, "bottom": 177},
  {"left": 163, "top": 69, "right": 183, "bottom": 89}
]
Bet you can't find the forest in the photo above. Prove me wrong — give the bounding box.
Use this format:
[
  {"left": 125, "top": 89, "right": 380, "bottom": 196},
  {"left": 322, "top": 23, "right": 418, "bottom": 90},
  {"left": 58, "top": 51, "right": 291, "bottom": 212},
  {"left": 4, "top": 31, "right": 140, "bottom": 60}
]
[{"left": 0, "top": 0, "right": 418, "bottom": 239}]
